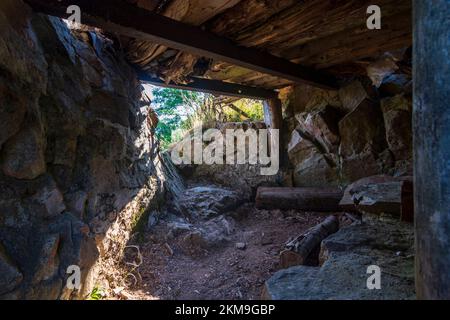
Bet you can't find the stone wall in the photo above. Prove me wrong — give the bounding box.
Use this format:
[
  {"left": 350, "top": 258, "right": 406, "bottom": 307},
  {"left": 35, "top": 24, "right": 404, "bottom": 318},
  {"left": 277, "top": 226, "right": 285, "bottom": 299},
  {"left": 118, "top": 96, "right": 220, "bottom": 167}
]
[
  {"left": 172, "top": 121, "right": 285, "bottom": 199},
  {"left": 0, "top": 1, "right": 167, "bottom": 299},
  {"left": 282, "top": 52, "right": 412, "bottom": 188}
]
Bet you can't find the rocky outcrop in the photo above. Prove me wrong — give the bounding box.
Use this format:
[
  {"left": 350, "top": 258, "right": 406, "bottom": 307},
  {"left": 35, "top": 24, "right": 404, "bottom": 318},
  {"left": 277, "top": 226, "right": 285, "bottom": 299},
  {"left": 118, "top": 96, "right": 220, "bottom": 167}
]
[
  {"left": 338, "top": 80, "right": 369, "bottom": 113},
  {"left": 283, "top": 71, "right": 412, "bottom": 188},
  {"left": 263, "top": 217, "right": 415, "bottom": 300},
  {"left": 380, "top": 95, "right": 413, "bottom": 175},
  {"left": 338, "top": 100, "right": 390, "bottom": 183},
  {"left": 289, "top": 104, "right": 342, "bottom": 187},
  {"left": 0, "top": 1, "right": 167, "bottom": 299}
]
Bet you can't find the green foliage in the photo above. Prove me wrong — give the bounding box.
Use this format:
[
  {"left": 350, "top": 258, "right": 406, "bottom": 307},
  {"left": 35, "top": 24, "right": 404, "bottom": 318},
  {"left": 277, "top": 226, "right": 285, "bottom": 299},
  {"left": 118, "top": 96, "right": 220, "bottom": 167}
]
[
  {"left": 152, "top": 87, "right": 204, "bottom": 149},
  {"left": 222, "top": 99, "right": 264, "bottom": 122},
  {"left": 150, "top": 87, "right": 264, "bottom": 149},
  {"left": 88, "top": 287, "right": 105, "bottom": 300}
]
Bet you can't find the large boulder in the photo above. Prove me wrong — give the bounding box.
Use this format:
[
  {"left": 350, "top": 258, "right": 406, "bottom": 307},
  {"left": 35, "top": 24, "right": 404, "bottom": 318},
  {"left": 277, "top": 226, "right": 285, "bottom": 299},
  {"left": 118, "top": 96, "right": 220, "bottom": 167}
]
[
  {"left": 287, "top": 130, "right": 315, "bottom": 161},
  {"left": 1, "top": 124, "right": 46, "bottom": 180},
  {"left": 283, "top": 84, "right": 341, "bottom": 115},
  {"left": 293, "top": 151, "right": 338, "bottom": 188},
  {"left": 339, "top": 175, "right": 414, "bottom": 222},
  {"left": 338, "top": 80, "right": 369, "bottom": 113},
  {"left": 366, "top": 55, "right": 399, "bottom": 87},
  {"left": 181, "top": 216, "right": 236, "bottom": 254},
  {"left": 178, "top": 186, "right": 244, "bottom": 219},
  {"left": 288, "top": 104, "right": 342, "bottom": 188},
  {"left": 263, "top": 218, "right": 415, "bottom": 300},
  {"left": 381, "top": 95, "right": 412, "bottom": 162},
  {"left": 295, "top": 105, "right": 342, "bottom": 154},
  {"left": 379, "top": 74, "right": 412, "bottom": 97},
  {"left": 339, "top": 175, "right": 397, "bottom": 212},
  {"left": 338, "top": 100, "right": 389, "bottom": 183}
]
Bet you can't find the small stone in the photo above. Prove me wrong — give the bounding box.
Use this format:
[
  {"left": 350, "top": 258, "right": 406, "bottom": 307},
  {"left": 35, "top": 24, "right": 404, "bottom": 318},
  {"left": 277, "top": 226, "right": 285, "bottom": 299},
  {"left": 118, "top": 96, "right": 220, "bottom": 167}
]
[
  {"left": 147, "top": 211, "right": 159, "bottom": 230},
  {"left": 236, "top": 242, "right": 246, "bottom": 250},
  {"left": 113, "top": 287, "right": 125, "bottom": 295}
]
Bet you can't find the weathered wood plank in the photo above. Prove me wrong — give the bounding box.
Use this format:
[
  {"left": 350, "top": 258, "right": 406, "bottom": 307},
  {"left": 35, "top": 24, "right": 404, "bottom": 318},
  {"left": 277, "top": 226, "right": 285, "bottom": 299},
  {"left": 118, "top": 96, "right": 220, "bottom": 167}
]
[
  {"left": 206, "top": 0, "right": 299, "bottom": 38},
  {"left": 161, "top": 0, "right": 299, "bottom": 83},
  {"left": 125, "top": 0, "right": 162, "bottom": 12},
  {"left": 127, "top": 0, "right": 242, "bottom": 82},
  {"left": 25, "top": 0, "right": 337, "bottom": 89},
  {"left": 289, "top": 12, "right": 412, "bottom": 69},
  {"left": 235, "top": 0, "right": 411, "bottom": 52},
  {"left": 255, "top": 187, "right": 343, "bottom": 211}
]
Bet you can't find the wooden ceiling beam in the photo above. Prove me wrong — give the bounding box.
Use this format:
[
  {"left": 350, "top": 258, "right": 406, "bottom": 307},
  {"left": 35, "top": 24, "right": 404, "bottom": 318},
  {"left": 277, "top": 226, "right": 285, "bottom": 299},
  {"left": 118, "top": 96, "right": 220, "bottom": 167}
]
[
  {"left": 139, "top": 73, "right": 278, "bottom": 100},
  {"left": 24, "top": 0, "right": 338, "bottom": 90}
]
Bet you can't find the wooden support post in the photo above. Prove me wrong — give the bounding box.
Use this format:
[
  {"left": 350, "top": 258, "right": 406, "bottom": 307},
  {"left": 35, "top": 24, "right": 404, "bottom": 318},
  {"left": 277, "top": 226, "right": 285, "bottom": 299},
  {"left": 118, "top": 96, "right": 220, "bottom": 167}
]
[
  {"left": 263, "top": 98, "right": 283, "bottom": 162},
  {"left": 263, "top": 98, "right": 283, "bottom": 131},
  {"left": 414, "top": 0, "right": 450, "bottom": 299}
]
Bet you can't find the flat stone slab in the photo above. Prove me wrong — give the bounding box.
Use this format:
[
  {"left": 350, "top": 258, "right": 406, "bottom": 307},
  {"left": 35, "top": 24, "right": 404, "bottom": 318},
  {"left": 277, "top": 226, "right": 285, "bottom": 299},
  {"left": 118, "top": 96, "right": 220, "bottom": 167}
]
[{"left": 264, "top": 217, "right": 415, "bottom": 300}]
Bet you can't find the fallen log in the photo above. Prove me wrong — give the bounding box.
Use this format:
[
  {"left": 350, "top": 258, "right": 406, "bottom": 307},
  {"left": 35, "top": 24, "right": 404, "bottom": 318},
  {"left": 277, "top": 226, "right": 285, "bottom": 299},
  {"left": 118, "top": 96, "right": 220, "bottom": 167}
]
[
  {"left": 280, "top": 215, "right": 339, "bottom": 268},
  {"left": 255, "top": 187, "right": 343, "bottom": 211}
]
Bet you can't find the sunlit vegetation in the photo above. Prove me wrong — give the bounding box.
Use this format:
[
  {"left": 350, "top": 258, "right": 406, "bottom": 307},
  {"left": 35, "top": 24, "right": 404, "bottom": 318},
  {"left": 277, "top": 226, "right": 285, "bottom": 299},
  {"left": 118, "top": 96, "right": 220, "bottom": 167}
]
[{"left": 150, "top": 87, "right": 264, "bottom": 149}]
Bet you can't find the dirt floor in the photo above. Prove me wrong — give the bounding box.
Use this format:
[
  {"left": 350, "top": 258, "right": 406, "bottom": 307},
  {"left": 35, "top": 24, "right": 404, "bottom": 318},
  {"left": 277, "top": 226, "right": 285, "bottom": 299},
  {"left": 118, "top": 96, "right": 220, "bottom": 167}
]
[{"left": 122, "top": 205, "right": 330, "bottom": 300}]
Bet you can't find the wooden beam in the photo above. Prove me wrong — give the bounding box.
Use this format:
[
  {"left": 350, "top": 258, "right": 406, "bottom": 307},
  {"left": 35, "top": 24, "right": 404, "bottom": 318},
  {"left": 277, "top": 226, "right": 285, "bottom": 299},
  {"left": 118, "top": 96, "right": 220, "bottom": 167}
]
[
  {"left": 24, "top": 0, "right": 338, "bottom": 90},
  {"left": 262, "top": 97, "right": 286, "bottom": 165},
  {"left": 414, "top": 0, "right": 450, "bottom": 300},
  {"left": 255, "top": 187, "right": 344, "bottom": 211},
  {"left": 139, "top": 73, "right": 278, "bottom": 100},
  {"left": 263, "top": 98, "right": 283, "bottom": 130}
]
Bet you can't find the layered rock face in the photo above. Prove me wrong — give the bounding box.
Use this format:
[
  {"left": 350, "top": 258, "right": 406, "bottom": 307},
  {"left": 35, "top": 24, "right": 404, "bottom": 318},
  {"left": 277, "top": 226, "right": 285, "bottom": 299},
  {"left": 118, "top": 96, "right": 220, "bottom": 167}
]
[
  {"left": 0, "top": 1, "right": 166, "bottom": 299},
  {"left": 283, "top": 56, "right": 412, "bottom": 187}
]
